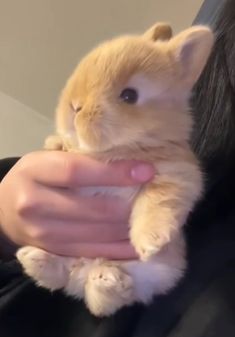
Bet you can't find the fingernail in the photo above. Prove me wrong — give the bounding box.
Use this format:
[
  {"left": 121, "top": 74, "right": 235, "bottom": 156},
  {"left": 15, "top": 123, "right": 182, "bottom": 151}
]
[{"left": 131, "top": 164, "right": 155, "bottom": 182}]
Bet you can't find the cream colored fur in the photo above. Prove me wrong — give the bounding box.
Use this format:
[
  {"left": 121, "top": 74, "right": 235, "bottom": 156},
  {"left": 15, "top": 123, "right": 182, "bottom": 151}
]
[{"left": 16, "top": 23, "right": 214, "bottom": 316}]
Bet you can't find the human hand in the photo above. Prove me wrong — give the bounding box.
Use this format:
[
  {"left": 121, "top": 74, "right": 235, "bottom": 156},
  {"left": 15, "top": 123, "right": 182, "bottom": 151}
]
[{"left": 0, "top": 151, "right": 154, "bottom": 259}]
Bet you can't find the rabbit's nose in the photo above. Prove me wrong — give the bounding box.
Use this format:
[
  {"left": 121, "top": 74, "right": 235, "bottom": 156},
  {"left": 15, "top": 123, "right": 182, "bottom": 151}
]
[{"left": 71, "top": 100, "right": 82, "bottom": 113}]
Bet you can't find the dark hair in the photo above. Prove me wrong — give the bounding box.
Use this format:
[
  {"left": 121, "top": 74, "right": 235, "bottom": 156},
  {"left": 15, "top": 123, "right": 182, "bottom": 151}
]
[{"left": 191, "top": 0, "right": 235, "bottom": 186}]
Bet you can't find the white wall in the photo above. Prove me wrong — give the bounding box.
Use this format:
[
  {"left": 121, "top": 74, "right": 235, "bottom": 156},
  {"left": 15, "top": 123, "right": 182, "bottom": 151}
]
[
  {"left": 0, "top": 0, "right": 204, "bottom": 119},
  {"left": 0, "top": 91, "right": 53, "bottom": 158}
]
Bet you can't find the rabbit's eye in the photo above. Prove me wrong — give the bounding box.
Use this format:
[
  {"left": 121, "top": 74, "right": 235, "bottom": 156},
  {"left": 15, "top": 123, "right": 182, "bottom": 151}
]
[
  {"left": 70, "top": 102, "right": 82, "bottom": 113},
  {"left": 120, "top": 88, "right": 138, "bottom": 104}
]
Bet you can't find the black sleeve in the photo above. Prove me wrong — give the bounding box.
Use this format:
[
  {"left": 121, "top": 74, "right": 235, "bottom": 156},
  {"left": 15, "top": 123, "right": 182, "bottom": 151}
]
[
  {"left": 0, "top": 158, "right": 21, "bottom": 260},
  {"left": 0, "top": 158, "right": 20, "bottom": 181}
]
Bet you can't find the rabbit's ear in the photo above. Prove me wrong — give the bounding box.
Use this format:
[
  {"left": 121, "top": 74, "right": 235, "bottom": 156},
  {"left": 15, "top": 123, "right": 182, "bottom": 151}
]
[
  {"left": 169, "top": 25, "right": 214, "bottom": 86},
  {"left": 143, "top": 22, "right": 173, "bottom": 41}
]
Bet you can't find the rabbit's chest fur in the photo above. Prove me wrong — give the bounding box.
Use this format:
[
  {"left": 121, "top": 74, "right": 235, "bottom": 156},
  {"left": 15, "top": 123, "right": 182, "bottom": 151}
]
[{"left": 78, "top": 185, "right": 140, "bottom": 202}]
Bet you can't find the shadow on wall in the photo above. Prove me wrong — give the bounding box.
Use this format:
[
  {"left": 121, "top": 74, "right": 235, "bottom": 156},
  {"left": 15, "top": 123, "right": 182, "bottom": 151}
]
[{"left": 0, "top": 91, "right": 53, "bottom": 158}]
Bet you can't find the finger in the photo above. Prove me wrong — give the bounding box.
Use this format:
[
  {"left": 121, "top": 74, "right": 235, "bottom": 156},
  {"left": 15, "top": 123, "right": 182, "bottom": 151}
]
[
  {"left": 44, "top": 241, "right": 138, "bottom": 260},
  {"left": 20, "top": 151, "right": 155, "bottom": 188},
  {"left": 22, "top": 186, "right": 130, "bottom": 224},
  {"left": 27, "top": 220, "right": 129, "bottom": 244}
]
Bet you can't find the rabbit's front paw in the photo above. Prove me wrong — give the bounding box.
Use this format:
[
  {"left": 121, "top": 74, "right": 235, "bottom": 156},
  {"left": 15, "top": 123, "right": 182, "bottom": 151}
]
[
  {"left": 130, "top": 223, "right": 171, "bottom": 261},
  {"left": 44, "top": 134, "right": 64, "bottom": 150}
]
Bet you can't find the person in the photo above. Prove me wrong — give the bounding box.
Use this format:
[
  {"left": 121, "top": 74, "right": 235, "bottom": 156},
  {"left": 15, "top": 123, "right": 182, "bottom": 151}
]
[{"left": 1, "top": 0, "right": 235, "bottom": 336}]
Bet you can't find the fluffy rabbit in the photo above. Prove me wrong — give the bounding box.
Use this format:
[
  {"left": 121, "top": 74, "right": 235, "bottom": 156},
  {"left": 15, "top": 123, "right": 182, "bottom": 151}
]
[{"left": 17, "top": 23, "right": 214, "bottom": 316}]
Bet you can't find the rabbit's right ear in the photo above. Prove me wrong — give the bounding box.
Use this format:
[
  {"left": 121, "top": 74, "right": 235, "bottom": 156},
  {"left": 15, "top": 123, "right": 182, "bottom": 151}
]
[{"left": 143, "top": 22, "right": 173, "bottom": 41}]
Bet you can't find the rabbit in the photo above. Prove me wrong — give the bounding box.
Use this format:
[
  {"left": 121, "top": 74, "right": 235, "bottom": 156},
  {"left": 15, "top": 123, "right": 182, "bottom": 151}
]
[{"left": 17, "top": 22, "right": 214, "bottom": 317}]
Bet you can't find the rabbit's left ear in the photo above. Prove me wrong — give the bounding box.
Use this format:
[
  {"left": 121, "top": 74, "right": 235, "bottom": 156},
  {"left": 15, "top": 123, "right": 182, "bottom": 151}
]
[
  {"left": 168, "top": 25, "right": 214, "bottom": 86},
  {"left": 143, "top": 22, "right": 173, "bottom": 41}
]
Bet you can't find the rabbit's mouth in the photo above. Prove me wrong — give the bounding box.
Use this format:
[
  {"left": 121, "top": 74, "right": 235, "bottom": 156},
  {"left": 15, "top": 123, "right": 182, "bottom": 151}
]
[
  {"left": 77, "top": 136, "right": 114, "bottom": 154},
  {"left": 75, "top": 129, "right": 112, "bottom": 153}
]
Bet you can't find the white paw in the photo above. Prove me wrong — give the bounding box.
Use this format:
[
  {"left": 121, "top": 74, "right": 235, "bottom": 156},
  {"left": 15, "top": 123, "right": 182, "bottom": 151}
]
[
  {"left": 65, "top": 258, "right": 91, "bottom": 299},
  {"left": 16, "top": 246, "right": 69, "bottom": 291},
  {"left": 85, "top": 264, "right": 134, "bottom": 316},
  {"left": 44, "top": 134, "right": 64, "bottom": 150},
  {"left": 130, "top": 228, "right": 170, "bottom": 261}
]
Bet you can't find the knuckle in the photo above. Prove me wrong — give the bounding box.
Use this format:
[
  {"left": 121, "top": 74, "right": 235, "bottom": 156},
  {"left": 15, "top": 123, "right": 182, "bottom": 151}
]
[
  {"left": 27, "top": 225, "right": 48, "bottom": 242},
  {"left": 16, "top": 190, "right": 39, "bottom": 216},
  {"left": 17, "top": 153, "right": 35, "bottom": 172},
  {"left": 61, "top": 158, "right": 77, "bottom": 186}
]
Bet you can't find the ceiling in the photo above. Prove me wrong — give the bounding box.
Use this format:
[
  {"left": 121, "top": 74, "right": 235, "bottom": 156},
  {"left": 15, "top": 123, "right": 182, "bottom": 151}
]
[{"left": 0, "top": 0, "right": 203, "bottom": 119}]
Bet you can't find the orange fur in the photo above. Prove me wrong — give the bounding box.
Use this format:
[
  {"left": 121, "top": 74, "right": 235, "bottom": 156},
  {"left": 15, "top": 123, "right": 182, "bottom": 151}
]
[{"left": 17, "top": 23, "right": 214, "bottom": 316}]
